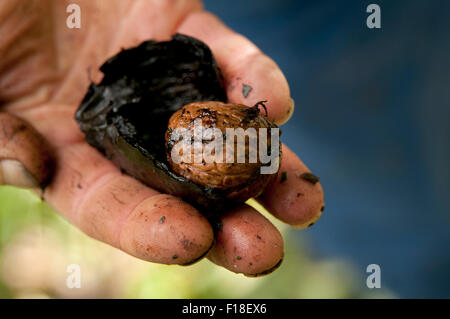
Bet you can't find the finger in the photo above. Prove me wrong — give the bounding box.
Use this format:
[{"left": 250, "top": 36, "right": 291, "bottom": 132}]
[
  {"left": 177, "top": 11, "right": 294, "bottom": 125},
  {"left": 104, "top": 0, "right": 204, "bottom": 49},
  {"left": 0, "top": 112, "right": 53, "bottom": 188},
  {"left": 259, "top": 144, "right": 325, "bottom": 229},
  {"left": 207, "top": 205, "right": 284, "bottom": 277},
  {"left": 43, "top": 142, "right": 214, "bottom": 265}
]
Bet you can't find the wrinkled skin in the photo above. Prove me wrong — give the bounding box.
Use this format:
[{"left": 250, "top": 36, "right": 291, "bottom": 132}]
[{"left": 0, "top": 0, "right": 324, "bottom": 275}]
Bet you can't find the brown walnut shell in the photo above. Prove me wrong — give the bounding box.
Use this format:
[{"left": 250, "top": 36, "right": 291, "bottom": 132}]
[{"left": 166, "top": 101, "right": 280, "bottom": 203}]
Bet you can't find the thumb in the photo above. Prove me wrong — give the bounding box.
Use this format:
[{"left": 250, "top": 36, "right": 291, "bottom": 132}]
[{"left": 0, "top": 112, "right": 53, "bottom": 189}]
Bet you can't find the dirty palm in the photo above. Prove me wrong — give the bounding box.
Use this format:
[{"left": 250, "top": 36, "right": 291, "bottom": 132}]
[{"left": 0, "top": 0, "right": 324, "bottom": 276}]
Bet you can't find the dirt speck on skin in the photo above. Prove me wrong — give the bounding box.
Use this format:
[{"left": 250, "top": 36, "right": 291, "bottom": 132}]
[
  {"left": 299, "top": 172, "right": 320, "bottom": 185},
  {"left": 280, "top": 171, "right": 287, "bottom": 183},
  {"left": 172, "top": 254, "right": 178, "bottom": 259},
  {"left": 242, "top": 84, "right": 252, "bottom": 98}
]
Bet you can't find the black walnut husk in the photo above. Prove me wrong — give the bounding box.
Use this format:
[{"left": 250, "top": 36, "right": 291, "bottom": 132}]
[{"left": 75, "top": 34, "right": 275, "bottom": 215}]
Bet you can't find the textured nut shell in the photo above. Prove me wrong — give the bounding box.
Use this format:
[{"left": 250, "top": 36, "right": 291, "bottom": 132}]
[{"left": 166, "top": 101, "right": 279, "bottom": 201}]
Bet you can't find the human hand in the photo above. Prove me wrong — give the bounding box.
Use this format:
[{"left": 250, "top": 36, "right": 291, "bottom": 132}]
[{"left": 0, "top": 0, "right": 324, "bottom": 276}]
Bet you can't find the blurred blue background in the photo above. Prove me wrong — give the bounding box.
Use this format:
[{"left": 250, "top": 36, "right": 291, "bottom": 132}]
[{"left": 205, "top": 0, "right": 450, "bottom": 298}]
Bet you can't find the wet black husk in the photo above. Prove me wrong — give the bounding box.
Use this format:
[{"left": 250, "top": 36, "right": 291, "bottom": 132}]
[{"left": 75, "top": 34, "right": 237, "bottom": 215}]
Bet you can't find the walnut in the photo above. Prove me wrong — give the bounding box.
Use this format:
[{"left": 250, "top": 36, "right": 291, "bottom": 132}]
[{"left": 165, "top": 101, "right": 280, "bottom": 201}]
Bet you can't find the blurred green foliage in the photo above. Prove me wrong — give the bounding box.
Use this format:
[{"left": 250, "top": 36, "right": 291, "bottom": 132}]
[{"left": 0, "top": 186, "right": 392, "bottom": 298}]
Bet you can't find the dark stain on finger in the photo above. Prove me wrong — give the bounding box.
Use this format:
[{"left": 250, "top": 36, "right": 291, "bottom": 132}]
[
  {"left": 280, "top": 171, "right": 287, "bottom": 183},
  {"left": 299, "top": 172, "right": 320, "bottom": 185},
  {"left": 181, "top": 238, "right": 193, "bottom": 250},
  {"left": 242, "top": 84, "right": 252, "bottom": 98}
]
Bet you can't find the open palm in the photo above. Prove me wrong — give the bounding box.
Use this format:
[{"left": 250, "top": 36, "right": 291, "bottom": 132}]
[{"left": 0, "top": 0, "right": 324, "bottom": 276}]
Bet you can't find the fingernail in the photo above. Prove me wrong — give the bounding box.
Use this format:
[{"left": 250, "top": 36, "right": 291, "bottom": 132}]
[{"left": 0, "top": 159, "right": 40, "bottom": 188}]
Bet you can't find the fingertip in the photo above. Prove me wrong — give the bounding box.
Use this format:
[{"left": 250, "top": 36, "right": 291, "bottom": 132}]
[
  {"left": 207, "top": 205, "right": 284, "bottom": 276},
  {"left": 120, "top": 194, "right": 214, "bottom": 265},
  {"left": 260, "top": 145, "right": 325, "bottom": 228},
  {"left": 291, "top": 202, "right": 325, "bottom": 230}
]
